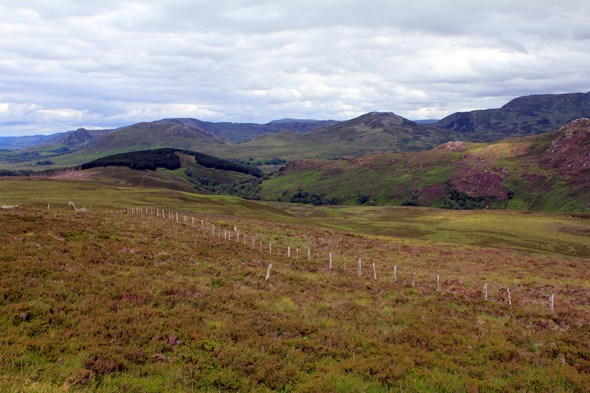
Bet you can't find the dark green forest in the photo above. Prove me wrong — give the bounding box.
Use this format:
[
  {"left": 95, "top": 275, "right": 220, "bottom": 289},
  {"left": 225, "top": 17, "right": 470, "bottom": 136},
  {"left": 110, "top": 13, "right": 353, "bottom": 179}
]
[{"left": 81, "top": 148, "right": 262, "bottom": 177}]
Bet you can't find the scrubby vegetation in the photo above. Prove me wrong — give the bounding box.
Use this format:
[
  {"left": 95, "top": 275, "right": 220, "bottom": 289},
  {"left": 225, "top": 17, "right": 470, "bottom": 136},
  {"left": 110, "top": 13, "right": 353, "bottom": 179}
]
[
  {"left": 185, "top": 170, "right": 264, "bottom": 200},
  {"left": 441, "top": 189, "right": 487, "bottom": 210},
  {"left": 273, "top": 187, "right": 339, "bottom": 205},
  {"left": 1, "top": 198, "right": 590, "bottom": 391}
]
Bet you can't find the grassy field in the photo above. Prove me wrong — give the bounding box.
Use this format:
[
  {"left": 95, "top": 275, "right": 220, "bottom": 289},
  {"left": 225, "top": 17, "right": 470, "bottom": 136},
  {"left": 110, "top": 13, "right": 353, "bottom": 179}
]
[{"left": 1, "top": 178, "right": 590, "bottom": 392}]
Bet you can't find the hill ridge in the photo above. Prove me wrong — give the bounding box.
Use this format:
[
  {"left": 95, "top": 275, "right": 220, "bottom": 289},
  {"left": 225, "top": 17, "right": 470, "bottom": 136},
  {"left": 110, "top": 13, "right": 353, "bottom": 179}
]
[{"left": 260, "top": 118, "right": 590, "bottom": 212}]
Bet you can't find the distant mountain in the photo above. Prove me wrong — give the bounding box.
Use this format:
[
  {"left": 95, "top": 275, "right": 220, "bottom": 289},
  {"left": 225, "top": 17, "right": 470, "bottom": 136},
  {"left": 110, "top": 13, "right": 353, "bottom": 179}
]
[
  {"left": 157, "top": 118, "right": 339, "bottom": 143},
  {"left": 413, "top": 119, "right": 439, "bottom": 124},
  {"left": 437, "top": 92, "right": 590, "bottom": 142},
  {"left": 209, "top": 112, "right": 462, "bottom": 161},
  {"left": 0, "top": 135, "right": 54, "bottom": 150},
  {"left": 84, "top": 121, "right": 229, "bottom": 156},
  {"left": 39, "top": 128, "right": 113, "bottom": 149},
  {"left": 268, "top": 118, "right": 327, "bottom": 124},
  {"left": 260, "top": 118, "right": 590, "bottom": 212}
]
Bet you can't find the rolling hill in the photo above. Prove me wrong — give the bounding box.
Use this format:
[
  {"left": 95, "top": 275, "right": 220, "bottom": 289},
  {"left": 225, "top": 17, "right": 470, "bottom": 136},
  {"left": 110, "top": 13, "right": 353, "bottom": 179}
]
[
  {"left": 209, "top": 112, "right": 464, "bottom": 161},
  {"left": 86, "top": 121, "right": 229, "bottom": 155},
  {"left": 158, "top": 118, "right": 339, "bottom": 143},
  {"left": 260, "top": 118, "right": 590, "bottom": 212},
  {"left": 78, "top": 148, "right": 262, "bottom": 197},
  {"left": 437, "top": 91, "right": 590, "bottom": 142}
]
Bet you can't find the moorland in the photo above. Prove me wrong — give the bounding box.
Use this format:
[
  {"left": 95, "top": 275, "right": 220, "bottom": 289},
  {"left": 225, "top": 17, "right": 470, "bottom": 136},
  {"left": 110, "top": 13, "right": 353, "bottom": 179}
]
[
  {"left": 1, "top": 91, "right": 590, "bottom": 391},
  {"left": 1, "top": 178, "right": 590, "bottom": 392}
]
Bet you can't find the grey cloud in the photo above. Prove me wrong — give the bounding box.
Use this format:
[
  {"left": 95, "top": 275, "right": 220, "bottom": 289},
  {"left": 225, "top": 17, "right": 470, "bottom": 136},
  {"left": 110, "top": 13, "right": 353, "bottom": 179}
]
[{"left": 1, "top": 0, "right": 590, "bottom": 136}]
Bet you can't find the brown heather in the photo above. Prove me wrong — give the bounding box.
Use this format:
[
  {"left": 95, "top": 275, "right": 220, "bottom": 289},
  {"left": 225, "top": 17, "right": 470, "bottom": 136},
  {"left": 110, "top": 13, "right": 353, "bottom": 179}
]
[{"left": 1, "top": 201, "right": 590, "bottom": 392}]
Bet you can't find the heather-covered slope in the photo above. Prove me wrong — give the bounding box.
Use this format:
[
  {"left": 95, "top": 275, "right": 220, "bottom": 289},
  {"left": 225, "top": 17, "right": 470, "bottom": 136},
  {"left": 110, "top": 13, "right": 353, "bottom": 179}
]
[
  {"left": 1, "top": 183, "right": 590, "bottom": 391},
  {"left": 261, "top": 118, "right": 590, "bottom": 212}
]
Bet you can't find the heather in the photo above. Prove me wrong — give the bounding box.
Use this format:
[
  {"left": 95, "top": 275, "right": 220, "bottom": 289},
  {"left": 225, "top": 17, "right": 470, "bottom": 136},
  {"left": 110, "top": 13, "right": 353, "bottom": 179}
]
[{"left": 1, "top": 185, "right": 590, "bottom": 391}]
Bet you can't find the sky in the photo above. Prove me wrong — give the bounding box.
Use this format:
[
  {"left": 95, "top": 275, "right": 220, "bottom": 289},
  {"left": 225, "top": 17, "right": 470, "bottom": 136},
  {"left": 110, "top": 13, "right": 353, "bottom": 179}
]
[{"left": 1, "top": 0, "right": 590, "bottom": 136}]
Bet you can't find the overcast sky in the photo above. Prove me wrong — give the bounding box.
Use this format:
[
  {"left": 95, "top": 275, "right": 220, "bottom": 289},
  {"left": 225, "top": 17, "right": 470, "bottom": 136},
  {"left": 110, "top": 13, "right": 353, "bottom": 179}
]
[{"left": 1, "top": 0, "right": 590, "bottom": 136}]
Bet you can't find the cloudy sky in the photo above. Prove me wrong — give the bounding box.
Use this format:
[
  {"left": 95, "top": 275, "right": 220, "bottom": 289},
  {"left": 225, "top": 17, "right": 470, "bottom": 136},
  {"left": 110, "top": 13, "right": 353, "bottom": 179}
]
[{"left": 1, "top": 0, "right": 590, "bottom": 136}]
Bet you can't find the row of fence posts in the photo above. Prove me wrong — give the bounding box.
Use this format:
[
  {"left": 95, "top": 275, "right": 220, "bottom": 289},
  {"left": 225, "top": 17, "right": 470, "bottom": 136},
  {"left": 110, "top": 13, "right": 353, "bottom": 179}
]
[{"left": 117, "top": 206, "right": 557, "bottom": 314}]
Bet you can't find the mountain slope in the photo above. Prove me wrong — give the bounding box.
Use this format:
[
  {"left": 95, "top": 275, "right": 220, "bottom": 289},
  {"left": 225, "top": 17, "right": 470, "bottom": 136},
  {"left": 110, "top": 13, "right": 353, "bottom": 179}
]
[
  {"left": 261, "top": 118, "right": 590, "bottom": 212},
  {"left": 158, "top": 118, "right": 339, "bottom": 143},
  {"left": 210, "top": 112, "right": 463, "bottom": 161},
  {"left": 437, "top": 91, "right": 590, "bottom": 141},
  {"left": 84, "top": 121, "right": 229, "bottom": 156}
]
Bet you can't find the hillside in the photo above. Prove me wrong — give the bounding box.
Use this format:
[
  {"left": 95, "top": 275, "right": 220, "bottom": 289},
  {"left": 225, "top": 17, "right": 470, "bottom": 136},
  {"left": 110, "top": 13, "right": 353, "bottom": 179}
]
[
  {"left": 437, "top": 91, "right": 590, "bottom": 142},
  {"left": 83, "top": 121, "right": 229, "bottom": 157},
  {"left": 210, "top": 112, "right": 463, "bottom": 161},
  {"left": 40, "top": 128, "right": 113, "bottom": 149},
  {"left": 159, "top": 118, "right": 339, "bottom": 143},
  {"left": 261, "top": 118, "right": 590, "bottom": 212},
  {"left": 1, "top": 180, "right": 590, "bottom": 391}
]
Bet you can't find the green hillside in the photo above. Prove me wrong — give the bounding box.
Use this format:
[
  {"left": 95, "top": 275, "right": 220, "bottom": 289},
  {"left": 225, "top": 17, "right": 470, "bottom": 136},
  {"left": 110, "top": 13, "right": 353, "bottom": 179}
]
[
  {"left": 44, "top": 121, "right": 230, "bottom": 167},
  {"left": 260, "top": 118, "right": 590, "bottom": 212},
  {"left": 209, "top": 112, "right": 463, "bottom": 161}
]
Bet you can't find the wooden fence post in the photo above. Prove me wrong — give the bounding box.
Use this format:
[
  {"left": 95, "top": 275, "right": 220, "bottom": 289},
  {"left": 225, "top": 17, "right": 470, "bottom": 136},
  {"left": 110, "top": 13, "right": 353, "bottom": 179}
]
[
  {"left": 201, "top": 220, "right": 203, "bottom": 229},
  {"left": 288, "top": 246, "right": 291, "bottom": 258},
  {"left": 329, "top": 252, "right": 332, "bottom": 269},
  {"left": 372, "top": 263, "right": 377, "bottom": 280},
  {"left": 265, "top": 264, "right": 273, "bottom": 281},
  {"left": 393, "top": 266, "right": 397, "bottom": 283},
  {"left": 192, "top": 217, "right": 194, "bottom": 227},
  {"left": 436, "top": 275, "right": 439, "bottom": 291},
  {"left": 269, "top": 243, "right": 272, "bottom": 254},
  {"left": 412, "top": 272, "right": 415, "bottom": 288},
  {"left": 550, "top": 293, "right": 554, "bottom": 314},
  {"left": 483, "top": 283, "right": 488, "bottom": 301},
  {"left": 507, "top": 288, "right": 512, "bottom": 307},
  {"left": 307, "top": 249, "right": 310, "bottom": 261},
  {"left": 358, "top": 259, "right": 361, "bottom": 277}
]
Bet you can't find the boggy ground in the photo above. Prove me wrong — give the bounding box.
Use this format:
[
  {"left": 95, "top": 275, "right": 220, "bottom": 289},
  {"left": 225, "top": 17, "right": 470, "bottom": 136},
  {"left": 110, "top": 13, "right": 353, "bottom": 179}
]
[{"left": 1, "top": 196, "right": 590, "bottom": 392}]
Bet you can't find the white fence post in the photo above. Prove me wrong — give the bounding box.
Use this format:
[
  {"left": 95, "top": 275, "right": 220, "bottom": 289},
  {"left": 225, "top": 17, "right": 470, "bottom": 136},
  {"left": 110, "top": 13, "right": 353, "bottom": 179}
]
[{"left": 358, "top": 259, "right": 361, "bottom": 277}]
